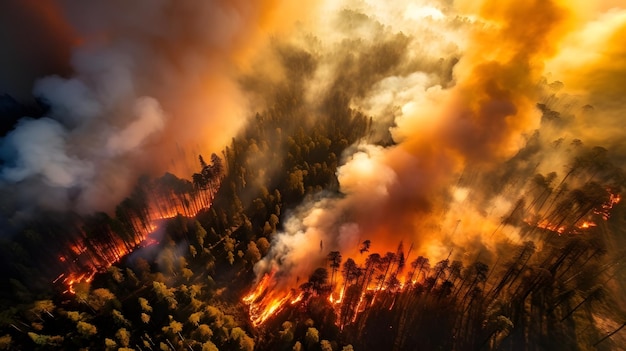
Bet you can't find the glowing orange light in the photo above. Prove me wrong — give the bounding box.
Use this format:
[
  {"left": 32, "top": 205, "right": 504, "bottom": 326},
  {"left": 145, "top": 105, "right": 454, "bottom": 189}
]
[
  {"left": 595, "top": 192, "right": 621, "bottom": 220},
  {"left": 59, "top": 201, "right": 205, "bottom": 294},
  {"left": 243, "top": 272, "right": 306, "bottom": 326},
  {"left": 577, "top": 221, "right": 596, "bottom": 229}
]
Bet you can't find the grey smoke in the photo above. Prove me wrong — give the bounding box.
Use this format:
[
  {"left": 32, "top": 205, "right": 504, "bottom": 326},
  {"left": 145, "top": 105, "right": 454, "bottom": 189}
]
[{"left": 0, "top": 0, "right": 297, "bottom": 218}]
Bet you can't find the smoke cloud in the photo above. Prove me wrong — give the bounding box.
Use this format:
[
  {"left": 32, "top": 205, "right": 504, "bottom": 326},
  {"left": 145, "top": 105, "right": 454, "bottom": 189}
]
[
  {"left": 253, "top": 0, "right": 626, "bottom": 288},
  {"left": 2, "top": 0, "right": 625, "bottom": 294},
  {"left": 0, "top": 0, "right": 75, "bottom": 100},
  {"left": 0, "top": 0, "right": 317, "bottom": 217}
]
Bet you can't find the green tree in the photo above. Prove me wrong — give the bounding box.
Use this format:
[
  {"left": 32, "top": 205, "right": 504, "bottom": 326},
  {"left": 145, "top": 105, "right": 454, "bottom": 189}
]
[
  {"left": 162, "top": 319, "right": 183, "bottom": 335},
  {"left": 230, "top": 327, "right": 255, "bottom": 351},
  {"left": 104, "top": 337, "right": 117, "bottom": 350},
  {"left": 245, "top": 241, "right": 262, "bottom": 264},
  {"left": 0, "top": 334, "right": 11, "bottom": 350},
  {"left": 189, "top": 312, "right": 203, "bottom": 326},
  {"left": 88, "top": 288, "right": 116, "bottom": 311},
  {"left": 305, "top": 327, "right": 319, "bottom": 349},
  {"left": 202, "top": 340, "right": 219, "bottom": 351},
  {"left": 320, "top": 340, "right": 333, "bottom": 351},
  {"left": 116, "top": 328, "right": 131, "bottom": 347},
  {"left": 77, "top": 321, "right": 97, "bottom": 337},
  {"left": 112, "top": 309, "right": 131, "bottom": 327},
  {"left": 138, "top": 297, "right": 152, "bottom": 313},
  {"left": 279, "top": 321, "right": 294, "bottom": 346},
  {"left": 257, "top": 237, "right": 271, "bottom": 256},
  {"left": 195, "top": 324, "right": 213, "bottom": 342}
]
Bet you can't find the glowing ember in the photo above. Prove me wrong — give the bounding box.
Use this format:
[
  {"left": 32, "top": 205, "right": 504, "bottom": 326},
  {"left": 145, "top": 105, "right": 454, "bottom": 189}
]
[
  {"left": 534, "top": 219, "right": 566, "bottom": 234},
  {"left": 243, "top": 272, "right": 304, "bottom": 326},
  {"left": 595, "top": 192, "right": 621, "bottom": 220},
  {"left": 577, "top": 221, "right": 596, "bottom": 229},
  {"left": 62, "top": 272, "right": 95, "bottom": 294},
  {"left": 58, "top": 197, "right": 210, "bottom": 294},
  {"left": 291, "top": 292, "right": 304, "bottom": 305},
  {"left": 329, "top": 287, "right": 345, "bottom": 305}
]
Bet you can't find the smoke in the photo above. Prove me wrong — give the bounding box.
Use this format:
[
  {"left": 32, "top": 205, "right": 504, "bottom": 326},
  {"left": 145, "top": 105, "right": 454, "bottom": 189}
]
[
  {"left": 253, "top": 0, "right": 626, "bottom": 287},
  {"left": 0, "top": 0, "right": 75, "bottom": 100},
  {"left": 3, "top": 0, "right": 624, "bottom": 295},
  {"left": 0, "top": 0, "right": 317, "bottom": 217},
  {"left": 105, "top": 97, "right": 166, "bottom": 156},
  {"left": 545, "top": 8, "right": 626, "bottom": 147},
  {"left": 1, "top": 117, "right": 94, "bottom": 187}
]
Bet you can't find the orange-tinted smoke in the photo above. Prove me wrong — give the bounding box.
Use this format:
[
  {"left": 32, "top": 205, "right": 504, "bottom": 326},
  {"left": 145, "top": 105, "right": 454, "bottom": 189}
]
[
  {"left": 1, "top": 0, "right": 322, "bottom": 214},
  {"left": 0, "top": 0, "right": 78, "bottom": 99},
  {"left": 348, "top": 0, "right": 574, "bottom": 259}
]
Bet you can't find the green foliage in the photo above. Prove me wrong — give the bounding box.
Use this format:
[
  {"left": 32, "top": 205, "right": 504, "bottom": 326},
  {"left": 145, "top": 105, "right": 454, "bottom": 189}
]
[
  {"left": 30, "top": 300, "right": 55, "bottom": 318},
  {"left": 202, "top": 340, "right": 219, "bottom": 351},
  {"left": 112, "top": 309, "right": 131, "bottom": 326},
  {"left": 138, "top": 297, "right": 152, "bottom": 313},
  {"left": 0, "top": 335, "right": 10, "bottom": 350},
  {"left": 88, "top": 288, "right": 116, "bottom": 311},
  {"left": 152, "top": 281, "right": 177, "bottom": 309},
  {"left": 257, "top": 237, "right": 271, "bottom": 256},
  {"left": 104, "top": 337, "right": 117, "bottom": 350},
  {"left": 305, "top": 327, "right": 320, "bottom": 349},
  {"left": 195, "top": 324, "right": 213, "bottom": 342},
  {"left": 116, "top": 328, "right": 130, "bottom": 347},
  {"left": 320, "top": 340, "right": 333, "bottom": 351},
  {"left": 76, "top": 321, "right": 97, "bottom": 337},
  {"left": 162, "top": 320, "right": 183, "bottom": 335},
  {"left": 227, "top": 251, "right": 235, "bottom": 265},
  {"left": 108, "top": 266, "right": 125, "bottom": 283},
  {"left": 189, "top": 312, "right": 203, "bottom": 326},
  {"left": 243, "top": 241, "right": 260, "bottom": 264},
  {"left": 27, "top": 332, "right": 63, "bottom": 346},
  {"left": 230, "top": 327, "right": 255, "bottom": 351},
  {"left": 224, "top": 237, "right": 236, "bottom": 252},
  {"left": 279, "top": 321, "right": 294, "bottom": 345}
]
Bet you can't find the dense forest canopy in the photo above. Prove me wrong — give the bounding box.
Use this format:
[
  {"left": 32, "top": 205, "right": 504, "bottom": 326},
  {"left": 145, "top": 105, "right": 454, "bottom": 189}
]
[{"left": 1, "top": 0, "right": 626, "bottom": 350}]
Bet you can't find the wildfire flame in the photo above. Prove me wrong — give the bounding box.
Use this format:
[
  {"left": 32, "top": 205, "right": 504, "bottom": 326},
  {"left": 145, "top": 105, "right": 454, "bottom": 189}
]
[
  {"left": 578, "top": 221, "right": 596, "bottom": 229},
  {"left": 527, "top": 190, "right": 621, "bottom": 235},
  {"left": 58, "top": 201, "right": 204, "bottom": 294},
  {"left": 243, "top": 272, "right": 304, "bottom": 327},
  {"left": 594, "top": 193, "right": 621, "bottom": 220},
  {"left": 243, "top": 191, "right": 624, "bottom": 328}
]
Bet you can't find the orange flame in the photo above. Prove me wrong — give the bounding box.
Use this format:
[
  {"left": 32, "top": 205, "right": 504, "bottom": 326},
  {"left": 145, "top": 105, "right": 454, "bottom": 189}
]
[
  {"left": 60, "top": 202, "right": 202, "bottom": 294},
  {"left": 594, "top": 192, "right": 621, "bottom": 220},
  {"left": 577, "top": 221, "right": 596, "bottom": 229},
  {"left": 243, "top": 272, "right": 304, "bottom": 326},
  {"left": 533, "top": 219, "right": 566, "bottom": 234},
  {"left": 54, "top": 172, "right": 222, "bottom": 295}
]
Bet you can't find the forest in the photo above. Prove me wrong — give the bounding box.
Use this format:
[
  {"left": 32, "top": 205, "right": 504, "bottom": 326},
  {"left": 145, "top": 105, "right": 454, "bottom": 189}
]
[{"left": 0, "top": 5, "right": 626, "bottom": 351}]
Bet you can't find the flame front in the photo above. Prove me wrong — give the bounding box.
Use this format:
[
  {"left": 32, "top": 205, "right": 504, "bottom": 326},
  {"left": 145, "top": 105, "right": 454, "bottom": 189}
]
[
  {"left": 243, "top": 272, "right": 303, "bottom": 327},
  {"left": 56, "top": 179, "right": 220, "bottom": 294}
]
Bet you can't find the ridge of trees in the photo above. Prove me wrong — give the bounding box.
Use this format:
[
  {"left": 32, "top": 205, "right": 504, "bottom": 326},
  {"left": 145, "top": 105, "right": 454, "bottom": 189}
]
[{"left": 2, "top": 37, "right": 626, "bottom": 351}]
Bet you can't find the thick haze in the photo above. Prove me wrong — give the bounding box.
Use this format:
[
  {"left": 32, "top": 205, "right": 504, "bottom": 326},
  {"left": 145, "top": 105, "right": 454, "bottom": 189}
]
[
  {"left": 0, "top": 0, "right": 316, "bottom": 218},
  {"left": 253, "top": 0, "right": 626, "bottom": 287}
]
